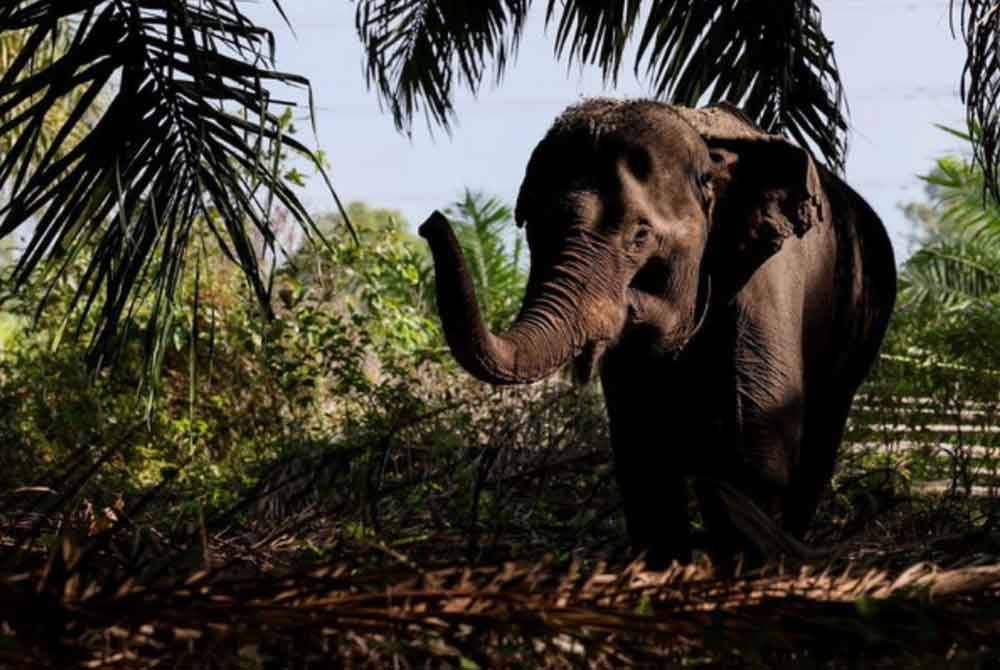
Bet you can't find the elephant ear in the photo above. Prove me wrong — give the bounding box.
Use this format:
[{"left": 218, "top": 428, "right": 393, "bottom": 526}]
[{"left": 673, "top": 104, "right": 824, "bottom": 279}]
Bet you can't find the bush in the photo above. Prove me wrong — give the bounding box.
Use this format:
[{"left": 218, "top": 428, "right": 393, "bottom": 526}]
[{"left": 0, "top": 190, "right": 552, "bottom": 533}]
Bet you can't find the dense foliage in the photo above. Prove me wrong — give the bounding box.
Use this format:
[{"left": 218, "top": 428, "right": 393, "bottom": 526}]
[
  {"left": 4, "top": 0, "right": 1000, "bottom": 376},
  {"left": 845, "top": 128, "right": 1000, "bottom": 499},
  {"left": 1, "top": 137, "right": 999, "bottom": 667},
  {"left": 0, "top": 189, "right": 534, "bottom": 518}
]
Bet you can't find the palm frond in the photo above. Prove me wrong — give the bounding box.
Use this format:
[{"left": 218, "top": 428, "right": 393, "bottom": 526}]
[
  {"left": 0, "top": 1, "right": 337, "bottom": 377},
  {"left": 0, "top": 22, "right": 97, "bottom": 170},
  {"left": 545, "top": 0, "right": 642, "bottom": 83},
  {"left": 899, "top": 237, "right": 1000, "bottom": 312},
  {"left": 952, "top": 0, "right": 1000, "bottom": 205},
  {"left": 356, "top": 1, "right": 847, "bottom": 169},
  {"left": 631, "top": 0, "right": 846, "bottom": 169},
  {"left": 355, "top": 0, "right": 529, "bottom": 133},
  {"left": 920, "top": 125, "right": 1000, "bottom": 245},
  {"left": 549, "top": 0, "right": 846, "bottom": 167}
]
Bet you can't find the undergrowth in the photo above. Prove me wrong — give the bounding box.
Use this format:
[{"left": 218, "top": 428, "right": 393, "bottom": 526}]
[{"left": 1, "top": 195, "right": 1000, "bottom": 667}]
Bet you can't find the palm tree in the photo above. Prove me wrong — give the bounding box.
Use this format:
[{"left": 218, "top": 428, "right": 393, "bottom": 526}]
[
  {"left": 900, "top": 126, "right": 1000, "bottom": 316},
  {"left": 0, "top": 1, "right": 349, "bottom": 369},
  {"left": 0, "top": 0, "right": 998, "bottom": 371},
  {"left": 355, "top": 1, "right": 848, "bottom": 168},
  {"left": 0, "top": 19, "right": 99, "bottom": 267}
]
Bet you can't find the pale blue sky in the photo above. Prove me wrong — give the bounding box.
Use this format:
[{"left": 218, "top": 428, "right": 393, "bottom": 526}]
[{"left": 247, "top": 1, "right": 967, "bottom": 260}]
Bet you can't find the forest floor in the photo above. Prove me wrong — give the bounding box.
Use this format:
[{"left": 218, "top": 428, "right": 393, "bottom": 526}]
[{"left": 4, "top": 439, "right": 1000, "bottom": 669}]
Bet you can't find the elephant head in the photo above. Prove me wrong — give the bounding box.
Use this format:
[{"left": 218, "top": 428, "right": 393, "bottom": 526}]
[{"left": 420, "top": 100, "right": 824, "bottom": 385}]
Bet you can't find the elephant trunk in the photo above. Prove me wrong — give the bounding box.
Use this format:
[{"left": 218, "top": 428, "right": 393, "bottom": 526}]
[{"left": 419, "top": 211, "right": 622, "bottom": 385}]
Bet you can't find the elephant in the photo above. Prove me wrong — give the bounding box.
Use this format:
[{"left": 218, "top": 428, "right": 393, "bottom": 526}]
[{"left": 419, "top": 99, "right": 896, "bottom": 567}]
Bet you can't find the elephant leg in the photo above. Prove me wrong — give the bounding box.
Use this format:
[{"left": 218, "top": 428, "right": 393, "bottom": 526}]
[
  {"left": 613, "top": 442, "right": 691, "bottom": 569},
  {"left": 693, "top": 476, "right": 784, "bottom": 572},
  {"left": 693, "top": 377, "right": 802, "bottom": 569},
  {"left": 783, "top": 390, "right": 854, "bottom": 538},
  {"left": 605, "top": 387, "right": 692, "bottom": 568}
]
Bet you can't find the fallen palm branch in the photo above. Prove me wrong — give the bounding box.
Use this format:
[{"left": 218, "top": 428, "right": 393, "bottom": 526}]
[{"left": 3, "top": 553, "right": 1000, "bottom": 668}]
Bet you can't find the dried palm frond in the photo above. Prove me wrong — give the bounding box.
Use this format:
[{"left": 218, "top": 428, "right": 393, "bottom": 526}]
[{"left": 4, "top": 555, "right": 1000, "bottom": 668}]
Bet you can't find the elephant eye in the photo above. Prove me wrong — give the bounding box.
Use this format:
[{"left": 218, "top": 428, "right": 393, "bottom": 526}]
[{"left": 630, "top": 224, "right": 651, "bottom": 249}]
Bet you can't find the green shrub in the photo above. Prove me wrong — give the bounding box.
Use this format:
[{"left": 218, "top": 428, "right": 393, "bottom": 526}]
[
  {"left": 0, "top": 188, "right": 548, "bottom": 533},
  {"left": 844, "top": 128, "right": 1000, "bottom": 496}
]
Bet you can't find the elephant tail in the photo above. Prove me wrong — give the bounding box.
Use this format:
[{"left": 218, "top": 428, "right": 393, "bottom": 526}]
[{"left": 696, "top": 478, "right": 835, "bottom": 566}]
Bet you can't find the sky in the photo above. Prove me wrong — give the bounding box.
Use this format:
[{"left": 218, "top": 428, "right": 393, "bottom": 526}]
[{"left": 245, "top": 0, "right": 968, "bottom": 261}]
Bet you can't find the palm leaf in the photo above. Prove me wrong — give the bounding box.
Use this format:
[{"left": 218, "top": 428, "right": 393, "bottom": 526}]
[
  {"left": 899, "top": 238, "right": 1000, "bottom": 312},
  {"left": 355, "top": 0, "right": 529, "bottom": 133},
  {"left": 564, "top": 0, "right": 847, "bottom": 169},
  {"left": 0, "top": 1, "right": 342, "bottom": 378},
  {"left": 919, "top": 125, "right": 1000, "bottom": 246},
  {"left": 545, "top": 0, "right": 642, "bottom": 83},
  {"left": 952, "top": 0, "right": 1000, "bottom": 205},
  {"left": 356, "top": 0, "right": 848, "bottom": 169}
]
